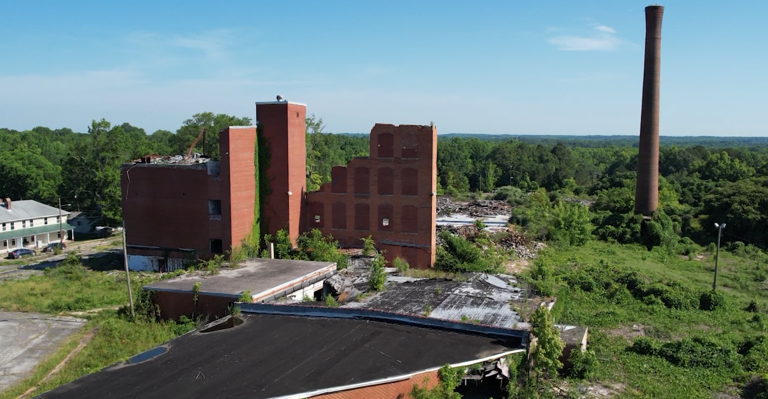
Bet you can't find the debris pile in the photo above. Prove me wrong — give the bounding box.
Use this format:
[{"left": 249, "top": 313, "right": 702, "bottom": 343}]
[
  {"left": 437, "top": 197, "right": 512, "bottom": 217},
  {"left": 436, "top": 224, "right": 545, "bottom": 260}
]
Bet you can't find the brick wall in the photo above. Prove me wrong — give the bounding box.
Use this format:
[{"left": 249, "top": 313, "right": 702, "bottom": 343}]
[
  {"left": 153, "top": 291, "right": 235, "bottom": 321},
  {"left": 220, "top": 127, "right": 257, "bottom": 250},
  {"left": 121, "top": 127, "right": 256, "bottom": 262},
  {"left": 256, "top": 102, "right": 307, "bottom": 245},
  {"left": 121, "top": 164, "right": 219, "bottom": 260},
  {"left": 306, "top": 124, "right": 437, "bottom": 269},
  {"left": 311, "top": 369, "right": 438, "bottom": 399}
]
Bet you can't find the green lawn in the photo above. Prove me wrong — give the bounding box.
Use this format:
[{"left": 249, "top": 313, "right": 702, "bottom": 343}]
[{"left": 544, "top": 240, "right": 768, "bottom": 398}]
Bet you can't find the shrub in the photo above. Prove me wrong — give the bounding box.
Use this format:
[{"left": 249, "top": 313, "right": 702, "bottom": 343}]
[
  {"left": 629, "top": 337, "right": 660, "bottom": 356},
  {"left": 238, "top": 290, "right": 252, "bottom": 303},
  {"left": 361, "top": 235, "right": 376, "bottom": 256},
  {"left": 630, "top": 336, "right": 738, "bottom": 369},
  {"left": 567, "top": 349, "right": 599, "bottom": 379},
  {"left": 746, "top": 300, "right": 760, "bottom": 313},
  {"left": 493, "top": 185, "right": 527, "bottom": 205},
  {"left": 393, "top": 257, "right": 410, "bottom": 273},
  {"left": 368, "top": 253, "right": 387, "bottom": 292},
  {"left": 324, "top": 295, "right": 339, "bottom": 307},
  {"left": 699, "top": 290, "right": 727, "bottom": 311}
]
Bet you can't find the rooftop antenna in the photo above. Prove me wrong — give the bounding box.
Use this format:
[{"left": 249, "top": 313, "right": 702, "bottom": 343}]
[{"left": 276, "top": 94, "right": 286, "bottom": 102}]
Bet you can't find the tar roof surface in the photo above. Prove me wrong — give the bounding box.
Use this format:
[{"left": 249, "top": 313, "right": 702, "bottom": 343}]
[
  {"left": 351, "top": 274, "right": 529, "bottom": 329},
  {"left": 0, "top": 200, "right": 69, "bottom": 223},
  {"left": 143, "top": 258, "right": 335, "bottom": 297},
  {"left": 39, "top": 314, "right": 522, "bottom": 399}
]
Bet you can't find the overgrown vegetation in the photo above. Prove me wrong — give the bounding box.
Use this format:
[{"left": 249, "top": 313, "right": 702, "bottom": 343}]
[
  {"left": 0, "top": 255, "right": 195, "bottom": 399},
  {"left": 265, "top": 228, "right": 349, "bottom": 270},
  {"left": 522, "top": 240, "right": 768, "bottom": 398},
  {"left": 368, "top": 253, "right": 387, "bottom": 292}
]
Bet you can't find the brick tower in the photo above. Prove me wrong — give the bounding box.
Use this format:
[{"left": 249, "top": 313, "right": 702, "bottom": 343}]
[
  {"left": 635, "top": 5, "right": 664, "bottom": 216},
  {"left": 256, "top": 100, "right": 307, "bottom": 244}
]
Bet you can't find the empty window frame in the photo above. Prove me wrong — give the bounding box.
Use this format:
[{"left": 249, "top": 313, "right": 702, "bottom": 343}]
[{"left": 208, "top": 200, "right": 222, "bottom": 215}]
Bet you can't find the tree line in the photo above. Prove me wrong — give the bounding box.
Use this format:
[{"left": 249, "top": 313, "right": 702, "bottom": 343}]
[{"left": 2, "top": 116, "right": 767, "bottom": 249}]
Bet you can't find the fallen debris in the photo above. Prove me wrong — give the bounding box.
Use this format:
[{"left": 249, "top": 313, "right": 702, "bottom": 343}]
[{"left": 437, "top": 197, "right": 512, "bottom": 218}]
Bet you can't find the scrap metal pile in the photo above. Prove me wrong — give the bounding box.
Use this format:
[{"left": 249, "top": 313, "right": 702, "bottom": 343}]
[{"left": 436, "top": 196, "right": 512, "bottom": 217}]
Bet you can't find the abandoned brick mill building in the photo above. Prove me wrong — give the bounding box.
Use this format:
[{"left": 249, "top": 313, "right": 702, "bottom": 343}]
[{"left": 121, "top": 100, "right": 437, "bottom": 270}]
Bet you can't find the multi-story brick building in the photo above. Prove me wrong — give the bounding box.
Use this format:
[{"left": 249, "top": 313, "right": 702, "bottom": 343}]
[
  {"left": 120, "top": 127, "right": 257, "bottom": 271},
  {"left": 121, "top": 99, "right": 437, "bottom": 270}
]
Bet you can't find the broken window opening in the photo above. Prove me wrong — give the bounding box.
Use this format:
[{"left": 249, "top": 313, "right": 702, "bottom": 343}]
[
  {"left": 210, "top": 239, "right": 223, "bottom": 254},
  {"left": 208, "top": 199, "right": 222, "bottom": 215}
]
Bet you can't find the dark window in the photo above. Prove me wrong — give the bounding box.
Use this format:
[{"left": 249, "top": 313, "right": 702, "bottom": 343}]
[
  {"left": 10, "top": 223, "right": 14, "bottom": 230},
  {"left": 378, "top": 204, "right": 393, "bottom": 232},
  {"left": 56, "top": 216, "right": 60, "bottom": 223},
  {"left": 11, "top": 239, "right": 16, "bottom": 246},
  {"left": 22, "top": 221, "right": 26, "bottom": 228},
  {"left": 378, "top": 167, "right": 394, "bottom": 195},
  {"left": 210, "top": 239, "right": 223, "bottom": 254},
  {"left": 332, "top": 203, "right": 347, "bottom": 230},
  {"left": 402, "top": 132, "right": 419, "bottom": 158},
  {"left": 331, "top": 167, "right": 347, "bottom": 194},
  {"left": 402, "top": 205, "right": 418, "bottom": 233},
  {"left": 354, "top": 167, "right": 370, "bottom": 195},
  {"left": 377, "top": 133, "right": 394, "bottom": 158},
  {"left": 208, "top": 200, "right": 222, "bottom": 215},
  {"left": 1, "top": 223, "right": 5, "bottom": 231},
  {"left": 44, "top": 218, "right": 48, "bottom": 225},
  {"left": 354, "top": 203, "right": 370, "bottom": 231},
  {"left": 402, "top": 168, "right": 419, "bottom": 196},
  {"left": 29, "top": 219, "right": 34, "bottom": 227}
]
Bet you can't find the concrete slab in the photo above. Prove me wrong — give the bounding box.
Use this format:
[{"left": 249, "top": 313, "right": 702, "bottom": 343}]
[
  {"left": 0, "top": 312, "right": 85, "bottom": 393},
  {"left": 144, "top": 258, "right": 336, "bottom": 301}
]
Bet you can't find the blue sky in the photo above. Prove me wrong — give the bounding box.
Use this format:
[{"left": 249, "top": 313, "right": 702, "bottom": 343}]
[{"left": 1, "top": 1, "right": 766, "bottom": 136}]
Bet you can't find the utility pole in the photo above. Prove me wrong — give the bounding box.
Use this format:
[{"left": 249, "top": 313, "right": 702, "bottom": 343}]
[
  {"left": 713, "top": 223, "right": 726, "bottom": 291},
  {"left": 58, "top": 198, "right": 64, "bottom": 246},
  {"left": 122, "top": 221, "right": 135, "bottom": 320}
]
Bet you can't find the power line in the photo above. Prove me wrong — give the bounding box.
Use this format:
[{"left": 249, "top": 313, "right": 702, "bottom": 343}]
[{"left": 722, "top": 230, "right": 768, "bottom": 252}]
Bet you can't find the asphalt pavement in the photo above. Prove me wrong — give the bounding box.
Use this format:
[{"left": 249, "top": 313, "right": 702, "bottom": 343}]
[{"left": 0, "top": 312, "right": 85, "bottom": 393}]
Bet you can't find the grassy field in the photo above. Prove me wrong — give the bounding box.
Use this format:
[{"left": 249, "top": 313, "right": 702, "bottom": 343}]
[
  {"left": 543, "top": 240, "right": 768, "bottom": 398},
  {"left": 0, "top": 254, "right": 194, "bottom": 399}
]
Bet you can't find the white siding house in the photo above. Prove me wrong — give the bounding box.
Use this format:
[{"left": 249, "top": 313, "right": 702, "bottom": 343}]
[{"left": 0, "top": 198, "right": 75, "bottom": 255}]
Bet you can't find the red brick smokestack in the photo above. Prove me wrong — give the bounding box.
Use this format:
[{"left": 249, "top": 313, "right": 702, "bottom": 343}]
[{"left": 635, "top": 5, "right": 664, "bottom": 216}]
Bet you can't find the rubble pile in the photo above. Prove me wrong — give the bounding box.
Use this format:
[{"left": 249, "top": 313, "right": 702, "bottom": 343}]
[
  {"left": 436, "top": 224, "right": 545, "bottom": 260},
  {"left": 436, "top": 197, "right": 512, "bottom": 217}
]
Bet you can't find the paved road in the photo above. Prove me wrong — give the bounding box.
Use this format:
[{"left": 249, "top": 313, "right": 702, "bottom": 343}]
[{"left": 0, "top": 312, "right": 85, "bottom": 393}]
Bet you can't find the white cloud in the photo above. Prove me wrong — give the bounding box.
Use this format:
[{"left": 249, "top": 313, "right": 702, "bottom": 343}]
[
  {"left": 547, "top": 23, "right": 625, "bottom": 51},
  {"left": 594, "top": 25, "right": 616, "bottom": 33}
]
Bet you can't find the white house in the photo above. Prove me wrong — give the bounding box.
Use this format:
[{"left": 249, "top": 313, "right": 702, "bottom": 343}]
[{"left": 0, "top": 198, "right": 75, "bottom": 255}]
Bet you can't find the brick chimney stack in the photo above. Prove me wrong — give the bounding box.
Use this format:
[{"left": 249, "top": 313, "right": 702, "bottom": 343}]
[
  {"left": 635, "top": 5, "right": 664, "bottom": 216},
  {"left": 2, "top": 198, "right": 10, "bottom": 210}
]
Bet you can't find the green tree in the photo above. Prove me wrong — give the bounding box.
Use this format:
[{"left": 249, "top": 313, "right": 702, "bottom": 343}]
[
  {"left": 170, "top": 112, "right": 252, "bottom": 157},
  {"left": 530, "top": 306, "right": 565, "bottom": 381}
]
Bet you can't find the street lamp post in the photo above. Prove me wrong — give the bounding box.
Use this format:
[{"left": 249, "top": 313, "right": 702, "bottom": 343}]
[{"left": 713, "top": 222, "right": 726, "bottom": 291}]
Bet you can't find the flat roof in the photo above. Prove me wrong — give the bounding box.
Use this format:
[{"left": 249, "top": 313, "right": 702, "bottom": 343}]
[
  {"left": 38, "top": 314, "right": 523, "bottom": 399},
  {"left": 143, "top": 259, "right": 336, "bottom": 301}
]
